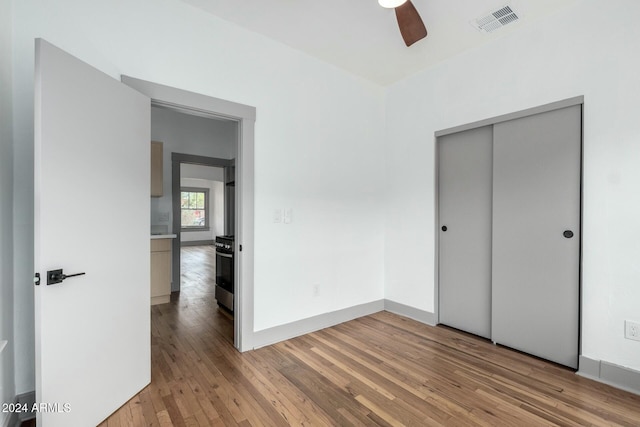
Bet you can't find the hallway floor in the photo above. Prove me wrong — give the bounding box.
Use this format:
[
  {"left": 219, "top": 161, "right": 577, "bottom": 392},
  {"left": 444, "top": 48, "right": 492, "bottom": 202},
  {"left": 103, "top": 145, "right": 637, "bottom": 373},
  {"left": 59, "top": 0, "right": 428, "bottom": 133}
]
[{"left": 177, "top": 245, "right": 234, "bottom": 344}]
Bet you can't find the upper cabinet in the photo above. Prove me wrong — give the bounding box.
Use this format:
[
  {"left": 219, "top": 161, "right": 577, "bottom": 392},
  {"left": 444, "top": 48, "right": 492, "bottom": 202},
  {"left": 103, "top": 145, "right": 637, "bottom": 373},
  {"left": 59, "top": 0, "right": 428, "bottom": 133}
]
[{"left": 151, "top": 141, "right": 163, "bottom": 197}]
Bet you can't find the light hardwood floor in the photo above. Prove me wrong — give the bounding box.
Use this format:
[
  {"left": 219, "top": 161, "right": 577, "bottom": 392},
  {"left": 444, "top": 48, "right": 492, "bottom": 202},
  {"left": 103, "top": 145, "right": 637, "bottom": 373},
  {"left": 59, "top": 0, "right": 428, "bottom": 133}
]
[
  {"left": 100, "top": 246, "right": 640, "bottom": 426},
  {"left": 174, "top": 245, "right": 233, "bottom": 344}
]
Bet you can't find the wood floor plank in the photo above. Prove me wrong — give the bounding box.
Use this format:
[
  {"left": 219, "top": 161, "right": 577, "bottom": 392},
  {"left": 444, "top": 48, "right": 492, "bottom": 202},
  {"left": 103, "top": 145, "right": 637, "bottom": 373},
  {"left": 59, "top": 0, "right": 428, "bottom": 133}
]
[
  {"left": 354, "top": 395, "right": 403, "bottom": 427},
  {"left": 138, "top": 388, "right": 162, "bottom": 427},
  {"left": 309, "top": 346, "right": 397, "bottom": 400},
  {"left": 185, "top": 364, "right": 241, "bottom": 426},
  {"left": 225, "top": 351, "right": 313, "bottom": 425},
  {"left": 244, "top": 347, "right": 337, "bottom": 426},
  {"left": 331, "top": 328, "right": 489, "bottom": 420},
  {"left": 278, "top": 363, "right": 376, "bottom": 425},
  {"left": 156, "top": 410, "right": 174, "bottom": 427},
  {"left": 128, "top": 395, "right": 146, "bottom": 427},
  {"left": 162, "top": 394, "right": 187, "bottom": 427},
  {"left": 99, "top": 245, "right": 640, "bottom": 426}
]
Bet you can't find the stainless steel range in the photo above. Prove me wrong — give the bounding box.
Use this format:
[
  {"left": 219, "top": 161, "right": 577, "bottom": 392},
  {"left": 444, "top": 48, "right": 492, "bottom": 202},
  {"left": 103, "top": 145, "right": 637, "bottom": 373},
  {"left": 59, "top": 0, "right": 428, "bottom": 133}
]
[{"left": 214, "top": 235, "right": 234, "bottom": 312}]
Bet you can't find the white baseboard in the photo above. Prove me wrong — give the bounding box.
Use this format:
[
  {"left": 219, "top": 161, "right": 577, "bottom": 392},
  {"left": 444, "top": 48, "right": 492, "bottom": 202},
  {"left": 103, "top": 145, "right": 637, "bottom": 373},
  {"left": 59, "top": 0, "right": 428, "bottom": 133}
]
[
  {"left": 252, "top": 300, "right": 384, "bottom": 349},
  {"left": 250, "top": 299, "right": 437, "bottom": 350},
  {"left": 578, "top": 355, "right": 640, "bottom": 396},
  {"left": 384, "top": 299, "right": 436, "bottom": 325}
]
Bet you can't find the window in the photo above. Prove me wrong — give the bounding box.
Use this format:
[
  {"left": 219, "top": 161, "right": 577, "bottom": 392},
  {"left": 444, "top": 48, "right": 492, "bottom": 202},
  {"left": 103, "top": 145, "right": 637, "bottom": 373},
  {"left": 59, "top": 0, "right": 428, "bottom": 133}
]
[{"left": 180, "top": 187, "right": 209, "bottom": 231}]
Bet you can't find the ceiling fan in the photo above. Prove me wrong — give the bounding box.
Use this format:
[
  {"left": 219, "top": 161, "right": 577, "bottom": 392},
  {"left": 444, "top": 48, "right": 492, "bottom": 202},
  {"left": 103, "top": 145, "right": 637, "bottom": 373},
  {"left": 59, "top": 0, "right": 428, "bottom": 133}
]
[{"left": 379, "top": 0, "right": 427, "bottom": 47}]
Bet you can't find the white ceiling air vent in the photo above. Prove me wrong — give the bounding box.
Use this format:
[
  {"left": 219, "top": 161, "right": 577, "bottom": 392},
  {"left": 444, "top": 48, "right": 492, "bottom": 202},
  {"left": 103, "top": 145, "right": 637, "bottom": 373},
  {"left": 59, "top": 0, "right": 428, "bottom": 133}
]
[{"left": 472, "top": 5, "right": 520, "bottom": 33}]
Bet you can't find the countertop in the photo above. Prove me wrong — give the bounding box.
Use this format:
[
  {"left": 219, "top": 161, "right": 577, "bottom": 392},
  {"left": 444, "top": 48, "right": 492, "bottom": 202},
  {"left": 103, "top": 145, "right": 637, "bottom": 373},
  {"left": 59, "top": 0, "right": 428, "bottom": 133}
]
[{"left": 150, "top": 234, "right": 177, "bottom": 240}]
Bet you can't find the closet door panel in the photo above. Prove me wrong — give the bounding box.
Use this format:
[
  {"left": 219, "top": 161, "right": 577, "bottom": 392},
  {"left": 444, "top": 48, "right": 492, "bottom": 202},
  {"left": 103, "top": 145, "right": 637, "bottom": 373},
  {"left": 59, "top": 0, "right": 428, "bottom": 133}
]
[
  {"left": 438, "top": 126, "right": 493, "bottom": 339},
  {"left": 492, "top": 105, "right": 581, "bottom": 368}
]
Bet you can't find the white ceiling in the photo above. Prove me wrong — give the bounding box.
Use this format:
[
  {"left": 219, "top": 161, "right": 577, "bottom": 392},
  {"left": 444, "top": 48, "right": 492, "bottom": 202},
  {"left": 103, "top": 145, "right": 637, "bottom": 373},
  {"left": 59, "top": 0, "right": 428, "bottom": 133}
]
[{"left": 180, "top": 0, "right": 576, "bottom": 86}]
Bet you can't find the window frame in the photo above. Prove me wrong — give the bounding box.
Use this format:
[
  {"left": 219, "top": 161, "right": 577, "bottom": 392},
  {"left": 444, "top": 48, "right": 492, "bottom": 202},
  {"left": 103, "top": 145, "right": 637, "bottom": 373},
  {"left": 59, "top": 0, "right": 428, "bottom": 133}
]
[{"left": 180, "top": 186, "right": 210, "bottom": 232}]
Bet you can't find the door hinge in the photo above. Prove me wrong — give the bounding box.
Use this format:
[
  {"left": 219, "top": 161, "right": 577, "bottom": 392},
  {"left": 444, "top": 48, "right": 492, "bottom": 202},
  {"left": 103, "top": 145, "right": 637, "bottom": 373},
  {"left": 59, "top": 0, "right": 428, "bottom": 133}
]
[{"left": 34, "top": 273, "right": 41, "bottom": 286}]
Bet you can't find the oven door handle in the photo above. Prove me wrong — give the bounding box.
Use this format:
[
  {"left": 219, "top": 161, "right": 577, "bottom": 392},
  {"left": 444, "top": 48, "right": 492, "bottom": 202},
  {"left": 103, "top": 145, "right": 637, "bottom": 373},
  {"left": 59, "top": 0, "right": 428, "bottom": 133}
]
[{"left": 216, "top": 252, "right": 233, "bottom": 258}]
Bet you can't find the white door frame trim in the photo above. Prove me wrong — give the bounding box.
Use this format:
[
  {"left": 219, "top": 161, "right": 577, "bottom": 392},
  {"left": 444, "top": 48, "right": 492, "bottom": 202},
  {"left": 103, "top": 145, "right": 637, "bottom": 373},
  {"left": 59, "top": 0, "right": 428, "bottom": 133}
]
[{"left": 121, "top": 76, "right": 256, "bottom": 351}]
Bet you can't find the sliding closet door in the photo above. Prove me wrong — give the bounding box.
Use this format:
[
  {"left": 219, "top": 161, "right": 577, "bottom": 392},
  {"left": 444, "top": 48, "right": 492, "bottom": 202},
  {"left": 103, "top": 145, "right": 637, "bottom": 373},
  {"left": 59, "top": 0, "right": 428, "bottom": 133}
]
[
  {"left": 438, "top": 126, "right": 493, "bottom": 339},
  {"left": 492, "top": 105, "right": 581, "bottom": 368}
]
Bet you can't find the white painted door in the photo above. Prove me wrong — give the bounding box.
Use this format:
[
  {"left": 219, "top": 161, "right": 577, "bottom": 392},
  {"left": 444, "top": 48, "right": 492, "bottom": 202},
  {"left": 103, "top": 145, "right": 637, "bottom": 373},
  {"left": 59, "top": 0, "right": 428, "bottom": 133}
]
[{"left": 34, "top": 39, "right": 151, "bottom": 426}]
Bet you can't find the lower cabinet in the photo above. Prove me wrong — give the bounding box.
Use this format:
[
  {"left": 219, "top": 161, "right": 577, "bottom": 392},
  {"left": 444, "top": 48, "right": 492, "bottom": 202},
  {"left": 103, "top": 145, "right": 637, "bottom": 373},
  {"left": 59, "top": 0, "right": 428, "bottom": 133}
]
[{"left": 150, "top": 238, "right": 171, "bottom": 305}]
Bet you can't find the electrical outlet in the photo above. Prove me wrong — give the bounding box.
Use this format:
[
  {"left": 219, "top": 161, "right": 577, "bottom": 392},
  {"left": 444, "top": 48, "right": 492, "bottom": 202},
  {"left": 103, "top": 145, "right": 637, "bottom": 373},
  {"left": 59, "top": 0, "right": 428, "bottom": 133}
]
[
  {"left": 625, "top": 320, "right": 640, "bottom": 341},
  {"left": 313, "top": 284, "right": 320, "bottom": 297}
]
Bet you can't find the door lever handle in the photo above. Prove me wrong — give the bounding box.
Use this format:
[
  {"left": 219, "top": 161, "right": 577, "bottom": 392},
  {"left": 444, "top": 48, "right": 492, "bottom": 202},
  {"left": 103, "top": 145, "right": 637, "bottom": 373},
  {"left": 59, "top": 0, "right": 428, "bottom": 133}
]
[{"left": 47, "top": 269, "right": 86, "bottom": 286}]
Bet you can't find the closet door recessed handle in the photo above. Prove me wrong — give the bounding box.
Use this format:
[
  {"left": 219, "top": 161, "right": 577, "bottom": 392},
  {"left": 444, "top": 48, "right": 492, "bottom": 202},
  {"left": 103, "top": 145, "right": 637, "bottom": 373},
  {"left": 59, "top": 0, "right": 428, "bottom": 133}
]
[
  {"left": 563, "top": 230, "right": 574, "bottom": 238},
  {"left": 441, "top": 225, "right": 448, "bottom": 232}
]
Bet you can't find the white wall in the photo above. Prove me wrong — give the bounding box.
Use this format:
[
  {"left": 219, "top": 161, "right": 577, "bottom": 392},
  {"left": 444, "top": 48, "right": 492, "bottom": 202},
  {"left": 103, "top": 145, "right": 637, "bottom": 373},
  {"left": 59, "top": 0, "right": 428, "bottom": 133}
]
[
  {"left": 0, "top": 0, "right": 16, "bottom": 414},
  {"left": 384, "top": 0, "right": 640, "bottom": 371},
  {"left": 181, "top": 163, "right": 225, "bottom": 182},
  {"left": 150, "top": 106, "right": 236, "bottom": 234},
  {"left": 12, "top": 0, "right": 386, "bottom": 389},
  {"left": 180, "top": 176, "right": 224, "bottom": 242}
]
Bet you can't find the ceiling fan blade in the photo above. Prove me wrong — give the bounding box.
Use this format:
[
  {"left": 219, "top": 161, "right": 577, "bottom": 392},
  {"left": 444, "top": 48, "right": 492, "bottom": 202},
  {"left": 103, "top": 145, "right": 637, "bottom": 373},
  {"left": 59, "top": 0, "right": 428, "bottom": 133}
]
[{"left": 395, "top": 1, "right": 427, "bottom": 47}]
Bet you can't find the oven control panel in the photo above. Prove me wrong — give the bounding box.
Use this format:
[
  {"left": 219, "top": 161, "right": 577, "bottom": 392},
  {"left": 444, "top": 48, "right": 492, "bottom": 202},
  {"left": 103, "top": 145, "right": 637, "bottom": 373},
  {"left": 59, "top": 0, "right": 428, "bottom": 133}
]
[{"left": 215, "top": 236, "right": 234, "bottom": 254}]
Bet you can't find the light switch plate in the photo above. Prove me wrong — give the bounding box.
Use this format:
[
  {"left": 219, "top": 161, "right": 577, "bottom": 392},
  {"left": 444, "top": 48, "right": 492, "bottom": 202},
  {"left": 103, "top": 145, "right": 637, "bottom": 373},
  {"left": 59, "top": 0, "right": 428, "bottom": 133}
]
[
  {"left": 284, "top": 208, "right": 292, "bottom": 224},
  {"left": 273, "top": 209, "right": 282, "bottom": 223}
]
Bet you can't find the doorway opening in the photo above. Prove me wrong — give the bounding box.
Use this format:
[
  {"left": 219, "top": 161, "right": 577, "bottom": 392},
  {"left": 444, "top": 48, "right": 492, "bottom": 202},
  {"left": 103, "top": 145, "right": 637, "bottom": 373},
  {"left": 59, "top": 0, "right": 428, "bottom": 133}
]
[
  {"left": 124, "top": 75, "right": 256, "bottom": 351},
  {"left": 173, "top": 158, "right": 236, "bottom": 346},
  {"left": 178, "top": 162, "right": 233, "bottom": 343}
]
